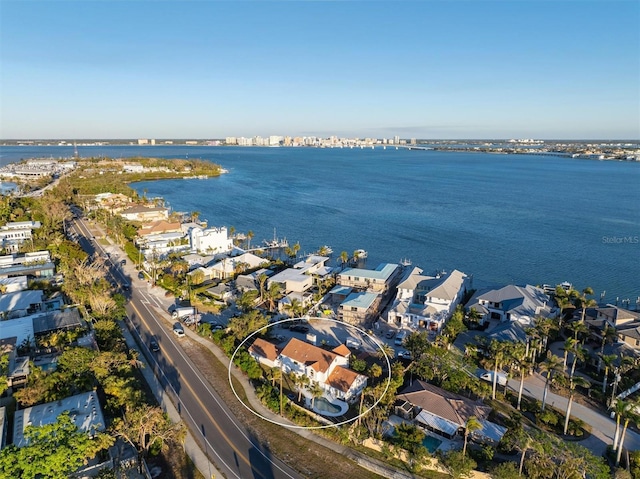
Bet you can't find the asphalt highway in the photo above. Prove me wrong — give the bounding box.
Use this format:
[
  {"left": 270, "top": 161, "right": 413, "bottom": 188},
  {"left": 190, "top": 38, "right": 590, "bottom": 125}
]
[{"left": 69, "top": 211, "right": 303, "bottom": 479}]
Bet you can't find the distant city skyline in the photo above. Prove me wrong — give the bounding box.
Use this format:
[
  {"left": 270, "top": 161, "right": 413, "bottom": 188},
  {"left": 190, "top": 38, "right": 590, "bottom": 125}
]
[{"left": 1, "top": 1, "right": 638, "bottom": 140}]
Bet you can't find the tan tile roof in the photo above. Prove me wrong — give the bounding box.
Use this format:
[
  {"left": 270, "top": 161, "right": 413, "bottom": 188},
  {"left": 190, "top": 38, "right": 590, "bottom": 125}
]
[
  {"left": 248, "top": 338, "right": 280, "bottom": 362},
  {"left": 397, "top": 380, "right": 490, "bottom": 426},
  {"left": 280, "top": 337, "right": 338, "bottom": 374},
  {"left": 326, "top": 366, "right": 363, "bottom": 393},
  {"left": 138, "top": 220, "right": 182, "bottom": 236},
  {"left": 332, "top": 344, "right": 351, "bottom": 357}
]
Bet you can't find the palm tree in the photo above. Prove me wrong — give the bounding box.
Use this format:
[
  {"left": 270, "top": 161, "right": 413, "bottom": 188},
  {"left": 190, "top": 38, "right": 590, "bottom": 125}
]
[
  {"left": 567, "top": 342, "right": 587, "bottom": 382},
  {"left": 308, "top": 381, "right": 323, "bottom": 409},
  {"left": 611, "top": 398, "right": 628, "bottom": 452},
  {"left": 615, "top": 400, "right": 639, "bottom": 467},
  {"left": 562, "top": 375, "right": 590, "bottom": 435},
  {"left": 597, "top": 326, "right": 617, "bottom": 372},
  {"left": 539, "top": 352, "right": 563, "bottom": 411},
  {"left": 294, "top": 374, "right": 310, "bottom": 402},
  {"left": 561, "top": 338, "right": 577, "bottom": 369},
  {"left": 246, "top": 230, "right": 254, "bottom": 249},
  {"left": 567, "top": 320, "right": 588, "bottom": 343},
  {"left": 488, "top": 340, "right": 509, "bottom": 400},
  {"left": 462, "top": 416, "right": 482, "bottom": 457},
  {"left": 339, "top": 251, "right": 349, "bottom": 269},
  {"left": 515, "top": 352, "right": 533, "bottom": 411},
  {"left": 264, "top": 282, "right": 282, "bottom": 312},
  {"left": 599, "top": 353, "right": 617, "bottom": 394},
  {"left": 257, "top": 273, "right": 268, "bottom": 303},
  {"left": 573, "top": 286, "right": 597, "bottom": 323}
]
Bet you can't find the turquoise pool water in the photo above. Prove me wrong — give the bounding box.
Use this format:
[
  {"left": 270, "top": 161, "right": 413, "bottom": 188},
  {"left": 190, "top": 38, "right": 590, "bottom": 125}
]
[
  {"left": 422, "top": 435, "right": 443, "bottom": 453},
  {"left": 312, "top": 397, "right": 347, "bottom": 416}
]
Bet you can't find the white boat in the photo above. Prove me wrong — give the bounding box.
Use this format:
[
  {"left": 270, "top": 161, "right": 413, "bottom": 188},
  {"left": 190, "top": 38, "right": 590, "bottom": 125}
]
[
  {"left": 354, "top": 249, "right": 368, "bottom": 259},
  {"left": 318, "top": 245, "right": 333, "bottom": 255}
]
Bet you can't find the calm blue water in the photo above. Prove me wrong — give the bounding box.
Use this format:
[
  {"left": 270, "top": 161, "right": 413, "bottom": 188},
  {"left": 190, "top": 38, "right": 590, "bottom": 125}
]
[{"left": 1, "top": 145, "right": 638, "bottom": 303}]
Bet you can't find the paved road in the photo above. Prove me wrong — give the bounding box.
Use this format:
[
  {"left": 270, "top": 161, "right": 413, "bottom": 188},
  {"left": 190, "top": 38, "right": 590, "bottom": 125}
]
[
  {"left": 71, "top": 212, "right": 303, "bottom": 479},
  {"left": 509, "top": 370, "right": 640, "bottom": 455}
]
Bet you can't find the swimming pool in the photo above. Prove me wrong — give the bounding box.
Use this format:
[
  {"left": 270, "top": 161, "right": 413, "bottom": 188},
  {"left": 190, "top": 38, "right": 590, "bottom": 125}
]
[
  {"left": 422, "top": 435, "right": 443, "bottom": 453},
  {"left": 312, "top": 397, "right": 348, "bottom": 417}
]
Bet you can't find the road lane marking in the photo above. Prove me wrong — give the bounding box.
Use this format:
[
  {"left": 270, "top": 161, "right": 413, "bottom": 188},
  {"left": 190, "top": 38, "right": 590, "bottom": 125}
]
[{"left": 130, "top": 301, "right": 297, "bottom": 479}]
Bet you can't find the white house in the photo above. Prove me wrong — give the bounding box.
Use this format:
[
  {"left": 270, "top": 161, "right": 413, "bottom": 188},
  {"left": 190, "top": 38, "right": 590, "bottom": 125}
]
[
  {"left": 277, "top": 338, "right": 367, "bottom": 403},
  {"left": 388, "top": 269, "right": 470, "bottom": 331},
  {"left": 0, "top": 221, "right": 41, "bottom": 253},
  {"left": 267, "top": 255, "right": 331, "bottom": 294},
  {"left": 192, "top": 252, "right": 266, "bottom": 281},
  {"left": 188, "top": 225, "right": 233, "bottom": 255}
]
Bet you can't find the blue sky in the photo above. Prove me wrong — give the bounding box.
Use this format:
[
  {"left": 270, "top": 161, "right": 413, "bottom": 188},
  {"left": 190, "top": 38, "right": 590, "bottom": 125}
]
[{"left": 1, "top": 1, "right": 638, "bottom": 139}]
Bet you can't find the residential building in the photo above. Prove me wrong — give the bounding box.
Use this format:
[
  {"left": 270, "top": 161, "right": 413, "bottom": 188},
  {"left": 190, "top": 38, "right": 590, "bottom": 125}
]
[
  {"left": 387, "top": 268, "right": 469, "bottom": 331},
  {"left": 0, "top": 221, "right": 41, "bottom": 253},
  {"left": 395, "top": 380, "right": 505, "bottom": 443},
  {"left": 277, "top": 338, "right": 367, "bottom": 403},
  {"left": 0, "top": 275, "right": 28, "bottom": 293},
  {"left": 250, "top": 337, "right": 367, "bottom": 403},
  {"left": 0, "top": 251, "right": 55, "bottom": 280},
  {"left": 267, "top": 255, "right": 331, "bottom": 294},
  {"left": 138, "top": 220, "right": 182, "bottom": 238},
  {"left": 584, "top": 304, "right": 640, "bottom": 351},
  {"left": 339, "top": 291, "right": 380, "bottom": 325},
  {"left": 0, "top": 290, "right": 44, "bottom": 319},
  {"left": 13, "top": 391, "right": 106, "bottom": 448},
  {"left": 337, "top": 263, "right": 401, "bottom": 293},
  {"left": 188, "top": 225, "right": 233, "bottom": 255},
  {"left": 119, "top": 205, "right": 169, "bottom": 222},
  {"left": 190, "top": 252, "right": 265, "bottom": 281},
  {"left": 466, "top": 284, "right": 553, "bottom": 325}
]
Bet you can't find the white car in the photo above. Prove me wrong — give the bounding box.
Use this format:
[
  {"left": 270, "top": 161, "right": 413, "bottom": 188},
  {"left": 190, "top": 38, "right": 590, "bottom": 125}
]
[
  {"left": 397, "top": 350, "right": 412, "bottom": 359},
  {"left": 173, "top": 323, "right": 185, "bottom": 337}
]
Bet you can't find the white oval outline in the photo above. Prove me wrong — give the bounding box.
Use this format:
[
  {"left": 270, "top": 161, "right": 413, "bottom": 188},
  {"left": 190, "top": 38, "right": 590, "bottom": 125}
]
[{"left": 228, "top": 317, "right": 392, "bottom": 430}]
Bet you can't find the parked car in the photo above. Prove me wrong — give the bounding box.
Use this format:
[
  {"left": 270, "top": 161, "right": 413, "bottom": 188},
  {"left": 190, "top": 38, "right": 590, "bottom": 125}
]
[
  {"left": 138, "top": 271, "right": 145, "bottom": 280},
  {"left": 173, "top": 322, "right": 185, "bottom": 337},
  {"left": 395, "top": 330, "right": 408, "bottom": 346},
  {"left": 149, "top": 339, "right": 160, "bottom": 352},
  {"left": 120, "top": 259, "right": 126, "bottom": 265},
  {"left": 290, "top": 325, "right": 309, "bottom": 333},
  {"left": 397, "top": 350, "right": 412, "bottom": 359},
  {"left": 479, "top": 370, "right": 507, "bottom": 387},
  {"left": 385, "top": 330, "right": 396, "bottom": 339},
  {"left": 346, "top": 337, "right": 362, "bottom": 349}
]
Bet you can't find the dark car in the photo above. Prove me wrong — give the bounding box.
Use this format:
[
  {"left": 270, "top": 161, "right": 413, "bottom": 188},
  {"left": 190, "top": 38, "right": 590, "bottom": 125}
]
[
  {"left": 120, "top": 259, "right": 126, "bottom": 265},
  {"left": 290, "top": 325, "right": 309, "bottom": 333},
  {"left": 149, "top": 339, "right": 160, "bottom": 352},
  {"left": 385, "top": 330, "right": 396, "bottom": 339},
  {"left": 137, "top": 271, "right": 145, "bottom": 280}
]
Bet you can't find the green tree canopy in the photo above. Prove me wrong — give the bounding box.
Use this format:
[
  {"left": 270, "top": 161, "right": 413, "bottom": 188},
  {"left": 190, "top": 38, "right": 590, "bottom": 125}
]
[{"left": 0, "top": 412, "right": 113, "bottom": 479}]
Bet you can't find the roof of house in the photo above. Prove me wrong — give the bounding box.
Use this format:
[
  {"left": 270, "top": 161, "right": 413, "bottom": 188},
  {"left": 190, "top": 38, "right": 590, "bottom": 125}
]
[
  {"left": 617, "top": 322, "right": 640, "bottom": 341},
  {"left": 13, "top": 391, "right": 105, "bottom": 448},
  {"left": 397, "top": 271, "right": 434, "bottom": 291},
  {"left": 332, "top": 344, "right": 351, "bottom": 357},
  {"left": 32, "top": 308, "right": 84, "bottom": 335},
  {"left": 340, "top": 263, "right": 399, "bottom": 282},
  {"left": 329, "top": 285, "right": 352, "bottom": 296},
  {"left": 0, "top": 290, "right": 44, "bottom": 314},
  {"left": 341, "top": 291, "right": 379, "bottom": 310},
  {"left": 121, "top": 205, "right": 167, "bottom": 215},
  {"left": 486, "top": 320, "right": 528, "bottom": 343},
  {"left": 280, "top": 337, "right": 339, "bottom": 374},
  {"left": 397, "top": 380, "right": 491, "bottom": 426},
  {"left": 421, "top": 269, "right": 468, "bottom": 301},
  {"left": 326, "top": 366, "right": 363, "bottom": 393},
  {"left": 477, "top": 284, "right": 550, "bottom": 318},
  {"left": 138, "top": 220, "right": 182, "bottom": 236},
  {"left": 248, "top": 338, "right": 281, "bottom": 362}
]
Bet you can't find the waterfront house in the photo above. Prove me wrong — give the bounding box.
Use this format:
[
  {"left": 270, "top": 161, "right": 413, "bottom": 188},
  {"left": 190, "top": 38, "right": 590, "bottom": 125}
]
[
  {"left": 93, "top": 192, "right": 132, "bottom": 214},
  {"left": 267, "top": 255, "right": 330, "bottom": 294},
  {"left": 395, "top": 380, "right": 504, "bottom": 443},
  {"left": 386, "top": 268, "right": 469, "bottom": 332},
  {"left": 187, "top": 225, "right": 234, "bottom": 255},
  {"left": 193, "top": 252, "right": 265, "bottom": 281},
  {"left": 278, "top": 291, "right": 314, "bottom": 314},
  {"left": 137, "top": 220, "right": 182, "bottom": 238},
  {"left": 119, "top": 205, "right": 169, "bottom": 222},
  {"left": 339, "top": 291, "right": 380, "bottom": 326},
  {"left": 466, "top": 284, "right": 552, "bottom": 325},
  {"left": 584, "top": 304, "right": 640, "bottom": 351},
  {"left": 337, "top": 263, "right": 401, "bottom": 294},
  {"left": 137, "top": 231, "right": 189, "bottom": 259}
]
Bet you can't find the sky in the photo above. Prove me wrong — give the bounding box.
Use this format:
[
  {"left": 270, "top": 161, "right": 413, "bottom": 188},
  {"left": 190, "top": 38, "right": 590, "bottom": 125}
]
[{"left": 1, "top": 0, "right": 639, "bottom": 140}]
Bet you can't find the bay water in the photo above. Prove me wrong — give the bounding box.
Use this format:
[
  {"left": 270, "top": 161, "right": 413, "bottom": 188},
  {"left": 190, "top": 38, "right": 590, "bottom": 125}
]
[{"left": 1, "top": 145, "right": 638, "bottom": 303}]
